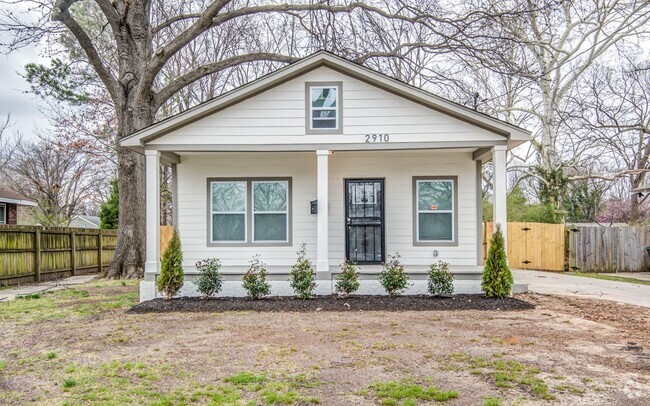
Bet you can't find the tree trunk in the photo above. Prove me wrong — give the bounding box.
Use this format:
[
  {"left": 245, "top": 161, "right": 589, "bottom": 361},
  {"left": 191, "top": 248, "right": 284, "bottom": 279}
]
[{"left": 104, "top": 145, "right": 147, "bottom": 278}]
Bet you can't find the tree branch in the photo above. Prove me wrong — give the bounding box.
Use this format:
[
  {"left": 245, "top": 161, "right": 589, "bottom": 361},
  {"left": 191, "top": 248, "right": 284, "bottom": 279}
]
[
  {"left": 154, "top": 52, "right": 297, "bottom": 109},
  {"left": 52, "top": 0, "right": 119, "bottom": 101}
]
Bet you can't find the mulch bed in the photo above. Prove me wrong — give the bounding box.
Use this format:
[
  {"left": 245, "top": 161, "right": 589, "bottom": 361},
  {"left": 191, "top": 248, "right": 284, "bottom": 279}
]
[{"left": 129, "top": 294, "right": 534, "bottom": 313}]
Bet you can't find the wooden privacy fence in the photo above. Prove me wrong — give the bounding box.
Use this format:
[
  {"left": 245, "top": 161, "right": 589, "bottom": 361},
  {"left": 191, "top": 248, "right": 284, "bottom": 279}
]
[
  {"left": 0, "top": 225, "right": 117, "bottom": 286},
  {"left": 568, "top": 225, "right": 650, "bottom": 273},
  {"left": 484, "top": 222, "right": 567, "bottom": 271}
]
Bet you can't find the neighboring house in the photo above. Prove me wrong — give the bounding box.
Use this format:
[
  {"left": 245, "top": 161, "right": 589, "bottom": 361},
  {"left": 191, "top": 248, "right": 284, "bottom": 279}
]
[
  {"left": 0, "top": 188, "right": 37, "bottom": 225},
  {"left": 69, "top": 215, "right": 101, "bottom": 229},
  {"left": 122, "top": 51, "right": 530, "bottom": 301}
]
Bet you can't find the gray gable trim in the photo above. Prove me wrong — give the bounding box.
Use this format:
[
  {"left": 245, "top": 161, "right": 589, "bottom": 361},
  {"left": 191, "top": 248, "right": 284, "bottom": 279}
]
[{"left": 121, "top": 51, "right": 530, "bottom": 151}]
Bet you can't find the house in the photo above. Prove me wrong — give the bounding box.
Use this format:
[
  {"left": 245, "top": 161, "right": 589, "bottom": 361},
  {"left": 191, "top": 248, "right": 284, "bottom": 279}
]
[
  {"left": 0, "top": 188, "right": 37, "bottom": 225},
  {"left": 122, "top": 51, "right": 529, "bottom": 301},
  {"left": 69, "top": 215, "right": 101, "bottom": 229}
]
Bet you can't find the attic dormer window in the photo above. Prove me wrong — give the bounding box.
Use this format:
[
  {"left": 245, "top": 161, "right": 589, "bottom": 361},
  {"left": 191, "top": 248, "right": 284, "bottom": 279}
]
[{"left": 306, "top": 82, "right": 342, "bottom": 134}]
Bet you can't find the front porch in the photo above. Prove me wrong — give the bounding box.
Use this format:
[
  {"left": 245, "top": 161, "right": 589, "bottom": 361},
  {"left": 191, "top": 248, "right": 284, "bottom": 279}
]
[{"left": 139, "top": 147, "right": 510, "bottom": 301}]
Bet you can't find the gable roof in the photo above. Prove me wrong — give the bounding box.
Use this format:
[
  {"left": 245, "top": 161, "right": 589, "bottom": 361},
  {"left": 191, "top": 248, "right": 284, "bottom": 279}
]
[
  {"left": 70, "top": 215, "right": 101, "bottom": 228},
  {"left": 0, "top": 187, "right": 37, "bottom": 206},
  {"left": 122, "top": 51, "right": 529, "bottom": 151}
]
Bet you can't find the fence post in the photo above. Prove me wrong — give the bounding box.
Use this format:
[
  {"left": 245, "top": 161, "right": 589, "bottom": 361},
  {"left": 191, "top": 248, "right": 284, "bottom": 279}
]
[
  {"left": 71, "top": 231, "right": 76, "bottom": 276},
  {"left": 34, "top": 227, "right": 41, "bottom": 282},
  {"left": 98, "top": 230, "right": 103, "bottom": 273}
]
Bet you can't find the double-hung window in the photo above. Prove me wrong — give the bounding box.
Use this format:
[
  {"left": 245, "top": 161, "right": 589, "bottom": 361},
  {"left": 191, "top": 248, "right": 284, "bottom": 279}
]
[
  {"left": 209, "top": 179, "right": 290, "bottom": 245},
  {"left": 415, "top": 178, "right": 456, "bottom": 244},
  {"left": 0, "top": 203, "right": 5, "bottom": 224},
  {"left": 307, "top": 82, "right": 342, "bottom": 133}
]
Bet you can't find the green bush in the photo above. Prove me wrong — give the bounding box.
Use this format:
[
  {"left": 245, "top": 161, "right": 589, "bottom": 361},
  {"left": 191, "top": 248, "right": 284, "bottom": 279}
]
[
  {"left": 427, "top": 261, "right": 454, "bottom": 296},
  {"left": 195, "top": 258, "right": 223, "bottom": 299},
  {"left": 156, "top": 228, "right": 184, "bottom": 299},
  {"left": 242, "top": 255, "right": 271, "bottom": 299},
  {"left": 335, "top": 261, "right": 360, "bottom": 296},
  {"left": 378, "top": 253, "right": 409, "bottom": 297},
  {"left": 482, "top": 224, "right": 513, "bottom": 298},
  {"left": 289, "top": 243, "right": 316, "bottom": 299}
]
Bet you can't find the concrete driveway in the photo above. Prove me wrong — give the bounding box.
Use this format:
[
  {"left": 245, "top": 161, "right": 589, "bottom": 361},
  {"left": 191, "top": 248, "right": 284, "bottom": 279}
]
[{"left": 514, "top": 269, "right": 650, "bottom": 308}]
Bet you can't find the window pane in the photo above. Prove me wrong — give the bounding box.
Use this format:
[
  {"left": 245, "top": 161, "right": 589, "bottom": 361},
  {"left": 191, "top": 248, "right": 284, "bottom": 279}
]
[
  {"left": 311, "top": 87, "right": 337, "bottom": 108},
  {"left": 254, "top": 182, "right": 287, "bottom": 212},
  {"left": 212, "top": 182, "right": 245, "bottom": 212},
  {"left": 312, "top": 119, "right": 336, "bottom": 129},
  {"left": 312, "top": 110, "right": 336, "bottom": 119},
  {"left": 419, "top": 213, "right": 453, "bottom": 241},
  {"left": 0, "top": 206, "right": 5, "bottom": 224},
  {"left": 254, "top": 213, "right": 287, "bottom": 241},
  {"left": 418, "top": 181, "right": 452, "bottom": 211},
  {"left": 212, "top": 214, "right": 245, "bottom": 241}
]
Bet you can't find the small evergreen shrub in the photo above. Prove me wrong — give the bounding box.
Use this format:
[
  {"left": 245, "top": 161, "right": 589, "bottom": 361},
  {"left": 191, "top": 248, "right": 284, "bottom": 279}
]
[
  {"left": 157, "top": 228, "right": 184, "bottom": 299},
  {"left": 242, "top": 255, "right": 271, "bottom": 299},
  {"left": 427, "top": 260, "right": 454, "bottom": 296},
  {"left": 289, "top": 243, "right": 316, "bottom": 299},
  {"left": 335, "top": 261, "right": 360, "bottom": 296},
  {"left": 482, "top": 224, "right": 513, "bottom": 298},
  {"left": 378, "top": 253, "right": 409, "bottom": 297},
  {"left": 195, "top": 258, "right": 223, "bottom": 299}
]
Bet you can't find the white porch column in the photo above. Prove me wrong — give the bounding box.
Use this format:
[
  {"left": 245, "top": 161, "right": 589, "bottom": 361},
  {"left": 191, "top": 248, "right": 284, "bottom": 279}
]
[
  {"left": 145, "top": 149, "right": 161, "bottom": 275},
  {"left": 492, "top": 145, "right": 507, "bottom": 246},
  {"left": 316, "top": 150, "right": 330, "bottom": 273}
]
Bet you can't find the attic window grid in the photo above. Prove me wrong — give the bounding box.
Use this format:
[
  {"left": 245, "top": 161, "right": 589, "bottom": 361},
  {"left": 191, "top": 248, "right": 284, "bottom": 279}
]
[{"left": 309, "top": 84, "right": 340, "bottom": 131}]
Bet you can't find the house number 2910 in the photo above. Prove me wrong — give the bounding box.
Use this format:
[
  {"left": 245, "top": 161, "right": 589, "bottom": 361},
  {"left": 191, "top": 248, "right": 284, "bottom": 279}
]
[{"left": 365, "top": 134, "right": 390, "bottom": 143}]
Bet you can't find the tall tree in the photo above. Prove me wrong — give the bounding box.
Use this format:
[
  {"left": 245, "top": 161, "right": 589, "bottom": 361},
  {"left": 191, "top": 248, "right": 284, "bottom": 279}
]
[
  {"left": 465, "top": 0, "right": 650, "bottom": 207},
  {"left": 2, "top": 0, "right": 447, "bottom": 278}
]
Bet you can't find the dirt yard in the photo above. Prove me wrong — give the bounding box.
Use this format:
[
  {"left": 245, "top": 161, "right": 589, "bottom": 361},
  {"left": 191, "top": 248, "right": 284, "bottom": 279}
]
[{"left": 1, "top": 281, "right": 649, "bottom": 405}]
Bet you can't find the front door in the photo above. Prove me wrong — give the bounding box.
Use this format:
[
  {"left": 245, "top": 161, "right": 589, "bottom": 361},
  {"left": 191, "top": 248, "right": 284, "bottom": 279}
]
[{"left": 345, "top": 179, "right": 385, "bottom": 264}]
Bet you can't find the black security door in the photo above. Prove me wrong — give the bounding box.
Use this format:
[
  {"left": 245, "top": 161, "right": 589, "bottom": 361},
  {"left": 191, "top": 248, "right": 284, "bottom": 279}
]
[{"left": 345, "top": 179, "right": 384, "bottom": 264}]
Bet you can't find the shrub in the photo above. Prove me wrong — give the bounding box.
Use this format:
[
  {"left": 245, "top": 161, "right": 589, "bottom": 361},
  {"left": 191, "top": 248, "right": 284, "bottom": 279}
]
[
  {"left": 289, "top": 243, "right": 316, "bottom": 299},
  {"left": 335, "top": 261, "right": 360, "bottom": 296},
  {"left": 195, "top": 258, "right": 223, "bottom": 299},
  {"left": 156, "top": 228, "right": 184, "bottom": 299},
  {"left": 378, "top": 253, "right": 409, "bottom": 297},
  {"left": 242, "top": 255, "right": 271, "bottom": 299},
  {"left": 482, "top": 224, "right": 513, "bottom": 298},
  {"left": 427, "top": 260, "right": 454, "bottom": 296}
]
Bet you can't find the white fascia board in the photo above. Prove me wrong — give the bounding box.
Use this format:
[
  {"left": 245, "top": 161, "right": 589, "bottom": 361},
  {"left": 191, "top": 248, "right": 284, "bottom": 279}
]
[{"left": 0, "top": 198, "right": 37, "bottom": 206}]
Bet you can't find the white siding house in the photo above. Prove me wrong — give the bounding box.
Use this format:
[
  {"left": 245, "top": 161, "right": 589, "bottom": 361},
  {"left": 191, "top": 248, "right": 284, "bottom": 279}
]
[{"left": 121, "top": 51, "right": 529, "bottom": 301}]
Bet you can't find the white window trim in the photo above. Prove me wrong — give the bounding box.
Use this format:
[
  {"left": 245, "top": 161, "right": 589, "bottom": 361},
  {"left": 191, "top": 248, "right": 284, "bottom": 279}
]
[
  {"left": 309, "top": 85, "right": 339, "bottom": 130},
  {"left": 0, "top": 203, "right": 5, "bottom": 224},
  {"left": 210, "top": 180, "right": 247, "bottom": 243},
  {"left": 252, "top": 180, "right": 290, "bottom": 243},
  {"left": 415, "top": 179, "right": 456, "bottom": 244}
]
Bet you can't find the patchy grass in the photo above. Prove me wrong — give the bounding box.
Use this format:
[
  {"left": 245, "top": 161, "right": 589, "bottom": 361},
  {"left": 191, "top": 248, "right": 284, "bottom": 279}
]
[
  {"left": 0, "top": 281, "right": 138, "bottom": 324},
  {"left": 569, "top": 272, "right": 650, "bottom": 286},
  {"left": 0, "top": 280, "right": 647, "bottom": 404},
  {"left": 447, "top": 353, "right": 560, "bottom": 400},
  {"left": 368, "top": 380, "right": 459, "bottom": 405}
]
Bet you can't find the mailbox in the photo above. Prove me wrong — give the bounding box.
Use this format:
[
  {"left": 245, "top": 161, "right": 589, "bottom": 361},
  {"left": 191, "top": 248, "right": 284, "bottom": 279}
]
[{"left": 310, "top": 200, "right": 318, "bottom": 214}]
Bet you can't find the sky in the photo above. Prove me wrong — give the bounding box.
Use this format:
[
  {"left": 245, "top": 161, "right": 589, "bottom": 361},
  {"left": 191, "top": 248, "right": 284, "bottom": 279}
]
[{"left": 0, "top": 44, "right": 50, "bottom": 139}]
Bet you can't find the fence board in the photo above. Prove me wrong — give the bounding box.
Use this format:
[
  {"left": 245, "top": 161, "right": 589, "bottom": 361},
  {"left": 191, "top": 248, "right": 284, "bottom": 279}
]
[
  {"left": 484, "top": 222, "right": 567, "bottom": 271},
  {"left": 0, "top": 225, "right": 118, "bottom": 286},
  {"left": 567, "top": 225, "right": 650, "bottom": 272}
]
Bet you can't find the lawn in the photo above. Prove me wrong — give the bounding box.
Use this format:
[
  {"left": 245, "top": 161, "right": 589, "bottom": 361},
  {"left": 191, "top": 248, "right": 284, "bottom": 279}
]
[
  {"left": 570, "top": 272, "right": 650, "bottom": 286},
  {"left": 1, "top": 280, "right": 649, "bottom": 405}
]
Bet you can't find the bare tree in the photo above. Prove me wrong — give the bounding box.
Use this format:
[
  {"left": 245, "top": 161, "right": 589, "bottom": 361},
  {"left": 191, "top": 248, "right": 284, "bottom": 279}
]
[
  {"left": 2, "top": 0, "right": 452, "bottom": 278},
  {"left": 8, "top": 136, "right": 106, "bottom": 226},
  {"left": 0, "top": 114, "right": 20, "bottom": 180},
  {"left": 461, "top": 0, "right": 650, "bottom": 206},
  {"left": 572, "top": 57, "right": 650, "bottom": 222}
]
